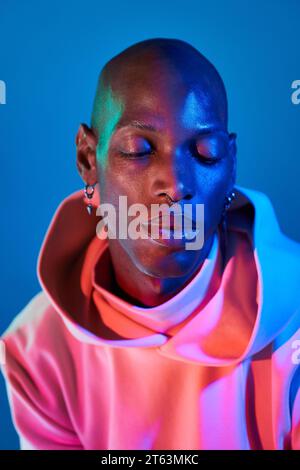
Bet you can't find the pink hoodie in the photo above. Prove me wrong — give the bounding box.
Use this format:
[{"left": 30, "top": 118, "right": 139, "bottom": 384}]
[{"left": 1, "top": 185, "right": 300, "bottom": 450}]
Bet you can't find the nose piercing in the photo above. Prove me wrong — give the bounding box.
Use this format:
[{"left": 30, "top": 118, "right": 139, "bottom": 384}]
[{"left": 165, "top": 194, "right": 175, "bottom": 206}]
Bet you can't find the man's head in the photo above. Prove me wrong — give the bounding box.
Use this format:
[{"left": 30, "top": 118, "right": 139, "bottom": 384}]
[{"left": 76, "top": 37, "right": 237, "bottom": 279}]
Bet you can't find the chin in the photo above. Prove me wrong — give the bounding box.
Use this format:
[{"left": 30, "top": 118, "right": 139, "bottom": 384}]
[{"left": 127, "top": 239, "right": 203, "bottom": 278}]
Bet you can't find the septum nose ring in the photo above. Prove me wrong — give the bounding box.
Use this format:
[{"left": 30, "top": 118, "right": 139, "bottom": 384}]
[{"left": 165, "top": 194, "right": 175, "bottom": 206}]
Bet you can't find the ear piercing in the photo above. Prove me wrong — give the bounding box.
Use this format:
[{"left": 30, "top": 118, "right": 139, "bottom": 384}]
[
  {"left": 220, "top": 190, "right": 237, "bottom": 267},
  {"left": 78, "top": 131, "right": 87, "bottom": 146},
  {"left": 224, "top": 190, "right": 236, "bottom": 211},
  {"left": 84, "top": 183, "right": 97, "bottom": 215}
]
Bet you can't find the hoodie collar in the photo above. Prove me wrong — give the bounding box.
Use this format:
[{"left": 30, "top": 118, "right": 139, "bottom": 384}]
[
  {"left": 36, "top": 185, "right": 300, "bottom": 366},
  {"left": 92, "top": 229, "right": 221, "bottom": 333}
]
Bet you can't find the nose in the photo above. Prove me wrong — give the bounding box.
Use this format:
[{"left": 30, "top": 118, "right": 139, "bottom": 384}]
[{"left": 151, "top": 152, "right": 194, "bottom": 205}]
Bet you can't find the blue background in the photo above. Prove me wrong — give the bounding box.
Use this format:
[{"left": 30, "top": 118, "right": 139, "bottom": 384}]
[{"left": 0, "top": 0, "right": 299, "bottom": 449}]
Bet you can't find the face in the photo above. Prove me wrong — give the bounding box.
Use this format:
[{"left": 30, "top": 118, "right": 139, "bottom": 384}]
[{"left": 80, "top": 61, "right": 236, "bottom": 279}]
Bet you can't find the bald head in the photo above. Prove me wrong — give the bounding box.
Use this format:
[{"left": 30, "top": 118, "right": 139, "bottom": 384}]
[{"left": 91, "top": 38, "right": 228, "bottom": 137}]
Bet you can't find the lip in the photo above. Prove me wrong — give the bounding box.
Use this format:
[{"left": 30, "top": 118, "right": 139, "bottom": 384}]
[
  {"left": 140, "top": 214, "right": 201, "bottom": 248},
  {"left": 142, "top": 212, "right": 199, "bottom": 231}
]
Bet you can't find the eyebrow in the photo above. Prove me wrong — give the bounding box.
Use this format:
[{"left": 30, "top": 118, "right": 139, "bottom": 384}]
[
  {"left": 115, "top": 120, "right": 157, "bottom": 132},
  {"left": 115, "top": 119, "right": 226, "bottom": 137}
]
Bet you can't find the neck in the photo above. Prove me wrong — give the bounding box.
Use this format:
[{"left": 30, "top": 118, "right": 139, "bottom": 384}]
[{"left": 106, "top": 235, "right": 215, "bottom": 307}]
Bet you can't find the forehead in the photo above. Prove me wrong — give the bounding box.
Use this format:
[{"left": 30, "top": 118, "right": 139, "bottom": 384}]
[
  {"left": 108, "top": 85, "right": 223, "bottom": 137},
  {"left": 96, "top": 57, "right": 227, "bottom": 140}
]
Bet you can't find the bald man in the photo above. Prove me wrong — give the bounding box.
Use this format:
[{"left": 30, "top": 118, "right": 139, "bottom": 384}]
[
  {"left": 1, "top": 38, "right": 300, "bottom": 450},
  {"left": 76, "top": 37, "right": 236, "bottom": 306}
]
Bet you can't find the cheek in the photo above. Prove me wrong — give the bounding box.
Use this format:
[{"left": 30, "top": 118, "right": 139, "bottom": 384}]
[
  {"left": 98, "top": 165, "right": 150, "bottom": 236},
  {"left": 195, "top": 164, "right": 233, "bottom": 232},
  {"left": 197, "top": 159, "right": 233, "bottom": 198},
  {"left": 101, "top": 159, "right": 149, "bottom": 207}
]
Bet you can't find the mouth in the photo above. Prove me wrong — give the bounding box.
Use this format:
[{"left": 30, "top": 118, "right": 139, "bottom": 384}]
[{"left": 140, "top": 213, "right": 201, "bottom": 243}]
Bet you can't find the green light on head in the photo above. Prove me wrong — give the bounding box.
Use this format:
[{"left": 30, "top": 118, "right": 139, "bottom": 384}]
[{"left": 91, "top": 80, "right": 124, "bottom": 170}]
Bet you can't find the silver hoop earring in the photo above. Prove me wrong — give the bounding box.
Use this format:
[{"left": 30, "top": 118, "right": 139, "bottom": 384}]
[{"left": 84, "top": 183, "right": 97, "bottom": 215}]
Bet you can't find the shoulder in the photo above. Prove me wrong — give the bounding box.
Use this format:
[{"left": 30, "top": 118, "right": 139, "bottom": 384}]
[
  {"left": 1, "top": 291, "right": 75, "bottom": 375},
  {"left": 1, "top": 290, "right": 67, "bottom": 343},
  {"left": 0, "top": 291, "right": 84, "bottom": 449},
  {"left": 2, "top": 290, "right": 54, "bottom": 337}
]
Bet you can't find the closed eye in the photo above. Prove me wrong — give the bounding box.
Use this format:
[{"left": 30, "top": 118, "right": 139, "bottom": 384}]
[
  {"left": 191, "top": 142, "right": 222, "bottom": 165},
  {"left": 119, "top": 149, "right": 155, "bottom": 158},
  {"left": 196, "top": 154, "right": 221, "bottom": 165},
  {"left": 193, "top": 148, "right": 221, "bottom": 165}
]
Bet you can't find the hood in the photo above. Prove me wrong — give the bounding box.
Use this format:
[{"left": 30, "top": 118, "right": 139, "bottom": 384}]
[{"left": 36, "top": 184, "right": 300, "bottom": 367}]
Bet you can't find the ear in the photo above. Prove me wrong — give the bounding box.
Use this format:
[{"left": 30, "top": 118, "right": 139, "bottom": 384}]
[
  {"left": 228, "top": 132, "right": 237, "bottom": 190},
  {"left": 76, "top": 123, "right": 98, "bottom": 185}
]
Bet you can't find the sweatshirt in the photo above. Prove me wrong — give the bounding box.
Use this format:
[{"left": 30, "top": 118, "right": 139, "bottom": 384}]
[{"left": 1, "top": 184, "right": 300, "bottom": 450}]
